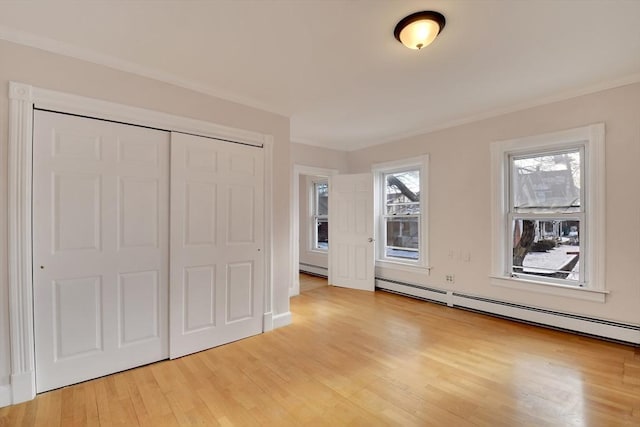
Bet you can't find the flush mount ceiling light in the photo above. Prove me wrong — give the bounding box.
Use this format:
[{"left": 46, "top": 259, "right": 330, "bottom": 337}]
[{"left": 394, "top": 11, "right": 446, "bottom": 50}]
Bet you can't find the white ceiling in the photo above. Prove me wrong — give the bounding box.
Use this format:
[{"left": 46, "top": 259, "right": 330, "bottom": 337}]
[{"left": 1, "top": 1, "right": 639, "bottom": 151}]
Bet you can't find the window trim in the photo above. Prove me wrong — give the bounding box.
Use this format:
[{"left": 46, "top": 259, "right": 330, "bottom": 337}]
[
  {"left": 310, "top": 178, "right": 328, "bottom": 253},
  {"left": 490, "top": 124, "right": 606, "bottom": 301},
  {"left": 373, "top": 155, "right": 430, "bottom": 270}
]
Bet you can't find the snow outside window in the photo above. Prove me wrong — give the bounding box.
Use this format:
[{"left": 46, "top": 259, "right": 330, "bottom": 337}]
[
  {"left": 509, "top": 149, "right": 583, "bottom": 284},
  {"left": 490, "top": 124, "right": 605, "bottom": 296}
]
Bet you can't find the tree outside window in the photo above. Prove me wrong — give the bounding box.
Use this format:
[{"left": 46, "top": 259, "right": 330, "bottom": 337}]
[
  {"left": 509, "top": 149, "right": 583, "bottom": 284},
  {"left": 384, "top": 170, "right": 420, "bottom": 261}
]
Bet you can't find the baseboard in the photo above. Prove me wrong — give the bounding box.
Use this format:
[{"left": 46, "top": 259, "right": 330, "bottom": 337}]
[
  {"left": 272, "top": 311, "right": 292, "bottom": 329},
  {"left": 263, "top": 312, "right": 274, "bottom": 332},
  {"left": 376, "top": 277, "right": 448, "bottom": 305},
  {"left": 376, "top": 278, "right": 640, "bottom": 346},
  {"left": 0, "top": 384, "right": 11, "bottom": 408},
  {"left": 9, "top": 371, "right": 36, "bottom": 406},
  {"left": 299, "top": 263, "right": 328, "bottom": 278}
]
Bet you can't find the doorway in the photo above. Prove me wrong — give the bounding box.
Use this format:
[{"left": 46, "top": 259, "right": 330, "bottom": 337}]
[{"left": 290, "top": 165, "right": 337, "bottom": 296}]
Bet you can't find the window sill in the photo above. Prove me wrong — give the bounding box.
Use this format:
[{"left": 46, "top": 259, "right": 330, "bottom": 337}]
[
  {"left": 490, "top": 275, "right": 608, "bottom": 303},
  {"left": 376, "top": 260, "right": 431, "bottom": 275}
]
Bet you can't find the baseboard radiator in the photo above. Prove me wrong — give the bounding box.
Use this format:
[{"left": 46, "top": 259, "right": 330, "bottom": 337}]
[
  {"left": 376, "top": 277, "right": 640, "bottom": 346},
  {"left": 299, "top": 262, "right": 328, "bottom": 278}
]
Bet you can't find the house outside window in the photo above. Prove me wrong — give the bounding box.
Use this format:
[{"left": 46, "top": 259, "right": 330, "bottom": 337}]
[
  {"left": 373, "top": 156, "right": 429, "bottom": 269},
  {"left": 509, "top": 149, "right": 583, "bottom": 283},
  {"left": 312, "top": 180, "right": 328, "bottom": 251},
  {"left": 490, "top": 124, "right": 605, "bottom": 299}
]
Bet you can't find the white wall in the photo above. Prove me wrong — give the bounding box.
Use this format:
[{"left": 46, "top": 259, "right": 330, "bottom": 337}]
[
  {"left": 291, "top": 142, "right": 348, "bottom": 172},
  {"left": 347, "top": 82, "right": 640, "bottom": 326},
  {"left": 0, "top": 40, "right": 291, "bottom": 390}
]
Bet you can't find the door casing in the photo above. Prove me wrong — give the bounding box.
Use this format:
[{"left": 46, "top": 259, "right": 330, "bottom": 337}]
[{"left": 6, "top": 81, "right": 274, "bottom": 405}]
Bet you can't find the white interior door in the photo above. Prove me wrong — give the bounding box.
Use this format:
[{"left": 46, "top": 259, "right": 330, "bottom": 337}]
[
  {"left": 169, "top": 132, "right": 265, "bottom": 359},
  {"left": 33, "top": 110, "right": 169, "bottom": 392},
  {"left": 329, "top": 173, "right": 375, "bottom": 291}
]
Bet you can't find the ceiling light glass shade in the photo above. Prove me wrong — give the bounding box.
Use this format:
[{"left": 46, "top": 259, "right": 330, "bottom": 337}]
[{"left": 394, "top": 11, "right": 446, "bottom": 50}]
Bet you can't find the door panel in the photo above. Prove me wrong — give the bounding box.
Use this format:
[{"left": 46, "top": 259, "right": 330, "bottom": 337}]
[
  {"left": 33, "top": 110, "right": 169, "bottom": 392},
  {"left": 170, "top": 132, "right": 264, "bottom": 359},
  {"left": 329, "top": 173, "right": 375, "bottom": 291}
]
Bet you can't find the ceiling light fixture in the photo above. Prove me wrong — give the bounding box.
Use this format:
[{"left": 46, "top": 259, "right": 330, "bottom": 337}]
[{"left": 394, "top": 11, "right": 446, "bottom": 50}]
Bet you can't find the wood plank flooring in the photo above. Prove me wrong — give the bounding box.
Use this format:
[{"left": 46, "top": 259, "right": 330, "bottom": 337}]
[
  {"left": 1, "top": 282, "right": 638, "bottom": 426},
  {"left": 299, "top": 272, "right": 327, "bottom": 293}
]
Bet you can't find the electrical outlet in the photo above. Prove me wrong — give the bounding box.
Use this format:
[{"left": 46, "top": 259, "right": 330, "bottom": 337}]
[{"left": 445, "top": 274, "right": 455, "bottom": 283}]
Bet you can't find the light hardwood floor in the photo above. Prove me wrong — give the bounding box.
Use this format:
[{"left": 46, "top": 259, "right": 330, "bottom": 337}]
[
  {"left": 1, "top": 282, "right": 638, "bottom": 426},
  {"left": 299, "top": 272, "right": 327, "bottom": 293}
]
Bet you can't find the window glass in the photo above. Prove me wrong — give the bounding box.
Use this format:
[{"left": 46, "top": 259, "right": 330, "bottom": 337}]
[
  {"left": 313, "top": 180, "right": 329, "bottom": 250},
  {"left": 384, "top": 170, "right": 420, "bottom": 261},
  {"left": 511, "top": 219, "right": 580, "bottom": 282},
  {"left": 509, "top": 149, "right": 583, "bottom": 283},
  {"left": 511, "top": 150, "right": 581, "bottom": 213}
]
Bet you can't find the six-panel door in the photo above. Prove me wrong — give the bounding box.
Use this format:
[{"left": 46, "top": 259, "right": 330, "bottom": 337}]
[
  {"left": 32, "top": 111, "right": 170, "bottom": 392},
  {"left": 32, "top": 112, "right": 266, "bottom": 392},
  {"left": 169, "top": 132, "right": 265, "bottom": 359}
]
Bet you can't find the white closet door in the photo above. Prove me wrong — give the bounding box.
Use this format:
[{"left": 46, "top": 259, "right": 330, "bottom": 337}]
[
  {"left": 329, "top": 173, "right": 375, "bottom": 291},
  {"left": 170, "top": 132, "right": 265, "bottom": 359},
  {"left": 33, "top": 110, "right": 169, "bottom": 392}
]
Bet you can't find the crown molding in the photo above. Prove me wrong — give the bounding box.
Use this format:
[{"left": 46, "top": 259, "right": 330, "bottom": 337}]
[
  {"left": 0, "top": 25, "right": 289, "bottom": 117},
  {"left": 344, "top": 72, "right": 640, "bottom": 152}
]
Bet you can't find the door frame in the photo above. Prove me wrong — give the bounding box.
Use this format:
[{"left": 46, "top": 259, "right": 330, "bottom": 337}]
[
  {"left": 290, "top": 164, "right": 337, "bottom": 296},
  {"left": 7, "top": 81, "right": 274, "bottom": 405}
]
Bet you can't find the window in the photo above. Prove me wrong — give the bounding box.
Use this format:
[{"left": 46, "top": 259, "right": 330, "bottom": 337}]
[
  {"left": 491, "top": 124, "right": 605, "bottom": 297},
  {"left": 510, "top": 149, "right": 582, "bottom": 283},
  {"left": 312, "top": 180, "right": 328, "bottom": 251},
  {"left": 373, "top": 156, "right": 429, "bottom": 268}
]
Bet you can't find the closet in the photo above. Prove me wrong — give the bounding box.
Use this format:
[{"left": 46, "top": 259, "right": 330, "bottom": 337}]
[{"left": 32, "top": 110, "right": 264, "bottom": 392}]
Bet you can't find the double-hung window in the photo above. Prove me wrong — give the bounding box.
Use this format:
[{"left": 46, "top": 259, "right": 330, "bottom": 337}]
[
  {"left": 312, "top": 180, "right": 329, "bottom": 251},
  {"left": 373, "top": 156, "right": 429, "bottom": 268},
  {"left": 509, "top": 148, "right": 583, "bottom": 282},
  {"left": 491, "top": 124, "right": 605, "bottom": 299}
]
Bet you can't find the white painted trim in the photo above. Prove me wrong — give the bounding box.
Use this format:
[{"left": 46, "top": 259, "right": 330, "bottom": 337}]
[
  {"left": 272, "top": 312, "right": 292, "bottom": 329},
  {"left": 341, "top": 72, "right": 640, "bottom": 152},
  {"left": 8, "top": 82, "right": 36, "bottom": 405},
  {"left": 33, "top": 86, "right": 266, "bottom": 147},
  {"left": 376, "top": 279, "right": 447, "bottom": 305},
  {"left": 1, "top": 24, "right": 638, "bottom": 153},
  {"left": 0, "top": 385, "right": 11, "bottom": 408},
  {"left": 6, "top": 81, "right": 274, "bottom": 407},
  {"left": 9, "top": 372, "right": 36, "bottom": 405},
  {"left": 0, "top": 25, "right": 286, "bottom": 117},
  {"left": 376, "top": 260, "right": 432, "bottom": 275},
  {"left": 262, "top": 313, "right": 274, "bottom": 332},
  {"left": 299, "top": 263, "right": 328, "bottom": 278},
  {"left": 372, "top": 155, "right": 430, "bottom": 270},
  {"left": 263, "top": 136, "right": 275, "bottom": 331},
  {"left": 490, "top": 123, "right": 606, "bottom": 296},
  {"left": 376, "top": 279, "right": 639, "bottom": 345},
  {"left": 490, "top": 276, "right": 607, "bottom": 303},
  {"left": 452, "top": 293, "right": 639, "bottom": 345},
  {"left": 290, "top": 165, "right": 338, "bottom": 297}
]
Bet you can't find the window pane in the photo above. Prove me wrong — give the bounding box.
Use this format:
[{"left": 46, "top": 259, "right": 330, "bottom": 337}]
[
  {"left": 385, "top": 217, "right": 419, "bottom": 260},
  {"left": 512, "top": 219, "right": 580, "bottom": 282},
  {"left": 315, "top": 218, "right": 328, "bottom": 250},
  {"left": 512, "top": 150, "right": 581, "bottom": 212},
  {"left": 385, "top": 170, "right": 420, "bottom": 215},
  {"left": 315, "top": 182, "right": 328, "bottom": 216}
]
